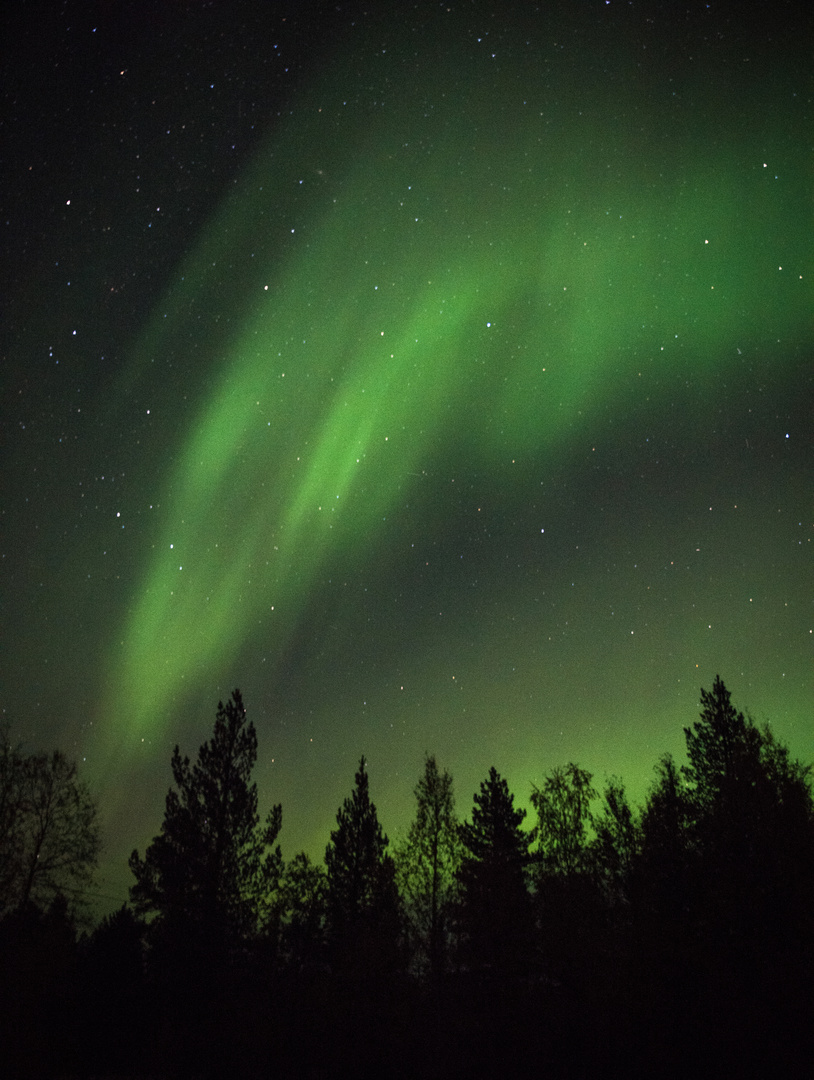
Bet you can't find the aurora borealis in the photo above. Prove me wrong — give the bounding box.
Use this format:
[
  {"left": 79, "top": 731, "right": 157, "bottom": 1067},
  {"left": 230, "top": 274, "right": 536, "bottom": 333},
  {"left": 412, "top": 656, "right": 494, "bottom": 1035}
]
[{"left": 2, "top": 0, "right": 811, "bottom": 912}]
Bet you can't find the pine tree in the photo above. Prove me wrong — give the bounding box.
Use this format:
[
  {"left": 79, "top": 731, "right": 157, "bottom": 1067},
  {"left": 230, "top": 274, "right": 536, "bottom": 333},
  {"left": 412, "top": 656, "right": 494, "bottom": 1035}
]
[
  {"left": 681, "top": 677, "right": 814, "bottom": 946},
  {"left": 395, "top": 754, "right": 462, "bottom": 978},
  {"left": 129, "top": 690, "right": 282, "bottom": 956},
  {"left": 639, "top": 752, "right": 694, "bottom": 908},
  {"left": 683, "top": 675, "right": 759, "bottom": 813},
  {"left": 324, "top": 756, "right": 400, "bottom": 973},
  {"left": 457, "top": 767, "right": 531, "bottom": 975},
  {"left": 633, "top": 679, "right": 814, "bottom": 1067},
  {"left": 632, "top": 751, "right": 699, "bottom": 1029}
]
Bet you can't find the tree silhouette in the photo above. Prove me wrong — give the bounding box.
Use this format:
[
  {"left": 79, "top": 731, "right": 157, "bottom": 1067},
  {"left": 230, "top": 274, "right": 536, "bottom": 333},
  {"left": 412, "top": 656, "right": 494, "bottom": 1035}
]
[
  {"left": 590, "top": 777, "right": 640, "bottom": 908},
  {"left": 0, "top": 725, "right": 23, "bottom": 906},
  {"left": 637, "top": 752, "right": 695, "bottom": 924},
  {"left": 276, "top": 851, "right": 327, "bottom": 969},
  {"left": 75, "top": 905, "right": 148, "bottom": 1075},
  {"left": 683, "top": 674, "right": 759, "bottom": 811},
  {"left": 0, "top": 893, "right": 78, "bottom": 1077},
  {"left": 629, "top": 678, "right": 814, "bottom": 1072},
  {"left": 395, "top": 754, "right": 462, "bottom": 978},
  {"left": 680, "top": 677, "right": 814, "bottom": 954},
  {"left": 0, "top": 726, "right": 99, "bottom": 920},
  {"left": 531, "top": 762, "right": 596, "bottom": 878},
  {"left": 529, "top": 764, "right": 604, "bottom": 991},
  {"left": 129, "top": 689, "right": 282, "bottom": 958},
  {"left": 456, "top": 767, "right": 532, "bottom": 976},
  {"left": 324, "top": 756, "right": 401, "bottom": 974}
]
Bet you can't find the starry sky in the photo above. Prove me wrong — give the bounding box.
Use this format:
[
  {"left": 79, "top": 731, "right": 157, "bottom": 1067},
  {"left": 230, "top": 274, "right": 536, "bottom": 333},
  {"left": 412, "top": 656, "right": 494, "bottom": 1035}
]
[{"left": 2, "top": 0, "right": 811, "bottom": 913}]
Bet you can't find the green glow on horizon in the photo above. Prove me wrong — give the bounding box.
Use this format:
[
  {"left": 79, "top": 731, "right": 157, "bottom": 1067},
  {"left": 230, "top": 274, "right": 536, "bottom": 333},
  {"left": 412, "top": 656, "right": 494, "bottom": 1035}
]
[{"left": 99, "top": 29, "right": 809, "bottom": 760}]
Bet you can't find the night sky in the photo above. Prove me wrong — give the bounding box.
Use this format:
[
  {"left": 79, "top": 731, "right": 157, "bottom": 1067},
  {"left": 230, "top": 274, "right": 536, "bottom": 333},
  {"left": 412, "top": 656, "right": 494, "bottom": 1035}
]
[{"left": 3, "top": 0, "right": 811, "bottom": 914}]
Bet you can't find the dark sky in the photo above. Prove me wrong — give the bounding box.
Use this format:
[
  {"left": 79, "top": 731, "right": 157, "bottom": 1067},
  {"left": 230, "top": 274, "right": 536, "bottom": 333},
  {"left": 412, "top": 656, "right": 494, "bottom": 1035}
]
[{"left": 2, "top": 0, "right": 811, "bottom": 915}]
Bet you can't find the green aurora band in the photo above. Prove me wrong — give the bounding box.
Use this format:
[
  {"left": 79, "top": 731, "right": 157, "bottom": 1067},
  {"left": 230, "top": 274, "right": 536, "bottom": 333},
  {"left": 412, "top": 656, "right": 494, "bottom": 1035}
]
[{"left": 97, "top": 27, "right": 808, "bottom": 773}]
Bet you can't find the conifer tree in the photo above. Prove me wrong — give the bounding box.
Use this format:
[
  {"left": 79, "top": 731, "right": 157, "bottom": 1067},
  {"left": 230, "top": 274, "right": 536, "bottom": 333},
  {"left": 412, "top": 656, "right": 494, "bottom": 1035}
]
[
  {"left": 639, "top": 752, "right": 694, "bottom": 898},
  {"left": 457, "top": 767, "right": 531, "bottom": 975},
  {"left": 324, "top": 756, "right": 400, "bottom": 973},
  {"left": 683, "top": 674, "right": 759, "bottom": 812},
  {"left": 680, "top": 677, "right": 814, "bottom": 946},
  {"left": 129, "top": 690, "right": 282, "bottom": 955}
]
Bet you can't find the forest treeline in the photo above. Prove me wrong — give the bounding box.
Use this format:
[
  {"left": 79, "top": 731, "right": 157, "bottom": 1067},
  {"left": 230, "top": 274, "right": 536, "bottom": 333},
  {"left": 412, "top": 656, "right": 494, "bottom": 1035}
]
[{"left": 2, "top": 677, "right": 813, "bottom": 1078}]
